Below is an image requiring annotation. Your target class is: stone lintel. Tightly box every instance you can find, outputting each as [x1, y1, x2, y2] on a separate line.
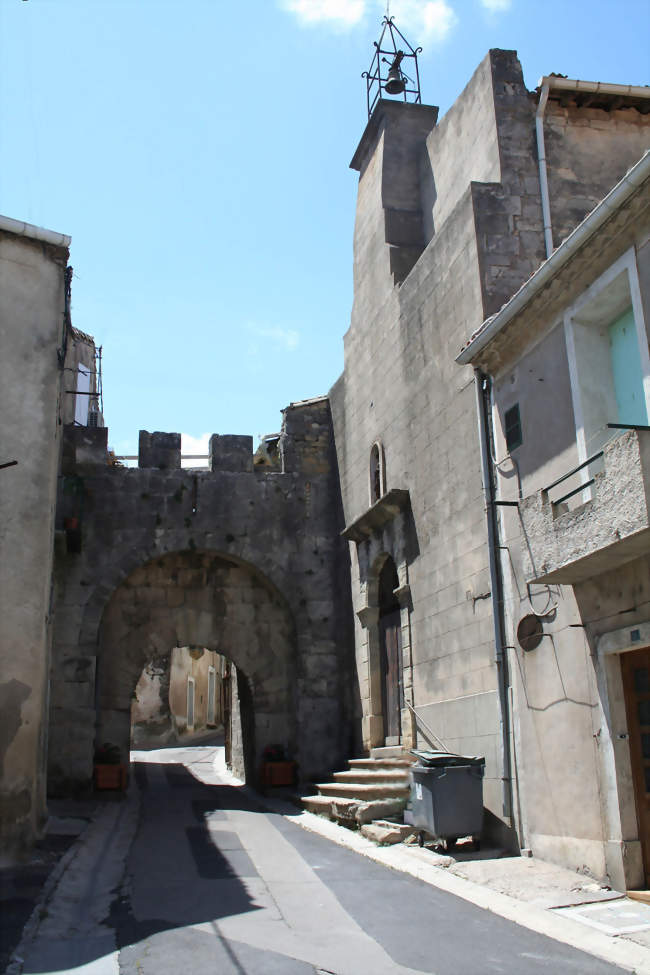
[342, 488, 410, 543]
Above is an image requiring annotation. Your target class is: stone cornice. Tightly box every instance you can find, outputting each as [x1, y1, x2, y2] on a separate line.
[341, 488, 410, 544]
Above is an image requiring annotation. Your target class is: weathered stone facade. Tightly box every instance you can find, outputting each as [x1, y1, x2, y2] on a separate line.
[329, 49, 650, 856]
[49, 398, 353, 794]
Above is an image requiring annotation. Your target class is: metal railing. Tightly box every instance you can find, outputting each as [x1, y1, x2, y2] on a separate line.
[542, 450, 603, 506]
[404, 700, 449, 752]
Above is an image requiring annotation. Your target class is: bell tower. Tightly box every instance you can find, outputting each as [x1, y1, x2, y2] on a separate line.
[350, 18, 437, 297]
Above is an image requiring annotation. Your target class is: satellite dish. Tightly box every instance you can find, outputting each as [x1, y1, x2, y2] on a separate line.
[517, 614, 544, 652]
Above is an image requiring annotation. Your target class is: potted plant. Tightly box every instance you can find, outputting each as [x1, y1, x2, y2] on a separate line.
[93, 742, 127, 791]
[260, 744, 297, 789]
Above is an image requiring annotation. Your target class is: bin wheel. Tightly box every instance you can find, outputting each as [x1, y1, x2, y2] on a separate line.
[445, 837, 457, 852]
[418, 831, 425, 848]
[473, 837, 481, 852]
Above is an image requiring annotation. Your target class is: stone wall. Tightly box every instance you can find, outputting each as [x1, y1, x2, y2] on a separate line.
[545, 100, 650, 248]
[0, 225, 69, 858]
[49, 397, 353, 793]
[330, 47, 650, 851]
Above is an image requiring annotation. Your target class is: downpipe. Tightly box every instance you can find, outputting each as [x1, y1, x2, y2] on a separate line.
[475, 370, 514, 824]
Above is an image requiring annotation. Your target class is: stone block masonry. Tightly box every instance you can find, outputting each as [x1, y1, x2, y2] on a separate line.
[50, 398, 353, 794]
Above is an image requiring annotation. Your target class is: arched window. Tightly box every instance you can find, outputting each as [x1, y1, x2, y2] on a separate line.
[369, 442, 386, 505]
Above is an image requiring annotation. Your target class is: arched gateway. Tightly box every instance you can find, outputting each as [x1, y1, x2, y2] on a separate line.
[48, 400, 353, 793]
[96, 550, 296, 777]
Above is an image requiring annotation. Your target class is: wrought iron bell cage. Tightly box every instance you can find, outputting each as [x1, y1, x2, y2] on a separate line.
[362, 17, 422, 118]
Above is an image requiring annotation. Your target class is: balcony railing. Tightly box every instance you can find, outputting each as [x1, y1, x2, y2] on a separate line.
[520, 428, 650, 584]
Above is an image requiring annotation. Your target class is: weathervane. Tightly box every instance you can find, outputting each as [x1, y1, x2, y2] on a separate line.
[362, 16, 422, 118]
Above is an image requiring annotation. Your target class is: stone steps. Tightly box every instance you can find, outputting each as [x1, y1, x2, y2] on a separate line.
[332, 769, 409, 784]
[301, 747, 414, 827]
[315, 781, 410, 800]
[348, 758, 413, 770]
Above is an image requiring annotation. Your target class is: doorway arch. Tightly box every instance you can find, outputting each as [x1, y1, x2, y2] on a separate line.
[95, 549, 296, 781]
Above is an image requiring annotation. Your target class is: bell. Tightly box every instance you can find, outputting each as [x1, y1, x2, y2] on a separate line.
[385, 67, 406, 95]
[385, 51, 406, 95]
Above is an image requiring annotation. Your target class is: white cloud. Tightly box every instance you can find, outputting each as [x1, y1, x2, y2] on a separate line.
[480, 0, 511, 11]
[280, 0, 366, 28]
[181, 433, 210, 468]
[388, 1, 457, 42]
[280, 0, 457, 42]
[247, 324, 300, 352]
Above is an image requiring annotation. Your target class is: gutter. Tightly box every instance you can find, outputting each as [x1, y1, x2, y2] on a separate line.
[456, 149, 650, 365]
[0, 214, 71, 249]
[537, 77, 650, 100]
[535, 81, 554, 259]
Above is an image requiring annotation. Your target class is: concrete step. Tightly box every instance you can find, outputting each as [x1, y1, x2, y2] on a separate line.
[348, 758, 414, 770]
[332, 769, 409, 785]
[360, 820, 419, 846]
[315, 782, 410, 801]
[301, 794, 354, 817]
[370, 746, 413, 760]
[300, 793, 408, 825]
[332, 769, 410, 785]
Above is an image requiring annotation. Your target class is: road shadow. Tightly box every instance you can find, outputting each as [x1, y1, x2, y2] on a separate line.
[20, 759, 271, 973]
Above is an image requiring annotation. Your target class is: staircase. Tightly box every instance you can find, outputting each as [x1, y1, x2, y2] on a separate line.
[302, 746, 415, 828]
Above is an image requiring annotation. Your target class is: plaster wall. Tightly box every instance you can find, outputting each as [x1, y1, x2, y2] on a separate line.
[486, 226, 650, 885]
[0, 229, 68, 858]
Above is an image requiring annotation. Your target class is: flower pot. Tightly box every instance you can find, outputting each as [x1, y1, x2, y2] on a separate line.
[94, 763, 127, 791]
[260, 760, 297, 788]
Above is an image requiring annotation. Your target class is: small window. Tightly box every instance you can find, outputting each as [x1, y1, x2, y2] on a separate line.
[369, 442, 386, 505]
[504, 404, 523, 451]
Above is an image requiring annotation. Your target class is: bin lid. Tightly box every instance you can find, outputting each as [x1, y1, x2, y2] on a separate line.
[410, 749, 485, 768]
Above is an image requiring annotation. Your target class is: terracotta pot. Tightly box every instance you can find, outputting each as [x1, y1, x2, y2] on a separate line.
[94, 763, 127, 791]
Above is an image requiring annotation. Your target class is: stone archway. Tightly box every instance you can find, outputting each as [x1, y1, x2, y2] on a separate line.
[96, 549, 296, 781]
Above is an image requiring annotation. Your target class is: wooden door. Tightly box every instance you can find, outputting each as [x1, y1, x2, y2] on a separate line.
[621, 647, 650, 887]
[380, 610, 402, 742]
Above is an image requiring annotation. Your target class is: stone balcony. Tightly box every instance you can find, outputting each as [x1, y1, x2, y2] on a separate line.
[520, 430, 650, 584]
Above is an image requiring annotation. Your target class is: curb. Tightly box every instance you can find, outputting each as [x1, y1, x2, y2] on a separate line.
[256, 792, 650, 975]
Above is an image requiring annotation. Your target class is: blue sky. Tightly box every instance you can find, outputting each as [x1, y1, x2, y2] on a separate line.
[1, 0, 648, 460]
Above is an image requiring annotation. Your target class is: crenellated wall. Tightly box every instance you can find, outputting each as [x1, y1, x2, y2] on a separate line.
[49, 397, 353, 794]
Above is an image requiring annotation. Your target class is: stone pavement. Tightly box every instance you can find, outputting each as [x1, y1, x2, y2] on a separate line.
[3, 746, 650, 974]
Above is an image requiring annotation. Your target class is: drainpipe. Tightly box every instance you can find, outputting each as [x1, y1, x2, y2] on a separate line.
[535, 80, 554, 259]
[475, 370, 514, 824]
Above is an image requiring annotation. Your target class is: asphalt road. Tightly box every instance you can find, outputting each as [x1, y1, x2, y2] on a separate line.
[15, 746, 630, 975]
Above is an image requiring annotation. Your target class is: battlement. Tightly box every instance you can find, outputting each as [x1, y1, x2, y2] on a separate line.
[62, 397, 333, 476]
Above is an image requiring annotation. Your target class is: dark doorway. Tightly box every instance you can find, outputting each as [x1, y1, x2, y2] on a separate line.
[378, 558, 401, 744]
[621, 647, 650, 887]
